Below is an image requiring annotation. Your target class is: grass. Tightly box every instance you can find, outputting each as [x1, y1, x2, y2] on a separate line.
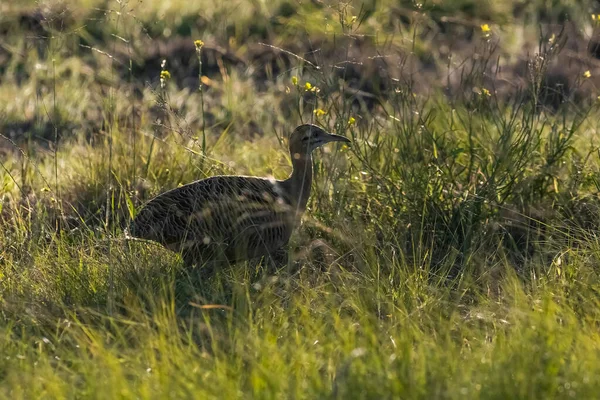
[2, 0, 600, 398]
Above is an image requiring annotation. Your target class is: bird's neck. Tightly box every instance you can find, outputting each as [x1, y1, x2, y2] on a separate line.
[284, 152, 313, 211]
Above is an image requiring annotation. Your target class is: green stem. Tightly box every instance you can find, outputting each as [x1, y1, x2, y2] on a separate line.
[197, 48, 206, 155]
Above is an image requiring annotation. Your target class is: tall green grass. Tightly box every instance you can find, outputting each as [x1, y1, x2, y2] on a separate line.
[2, 0, 600, 398]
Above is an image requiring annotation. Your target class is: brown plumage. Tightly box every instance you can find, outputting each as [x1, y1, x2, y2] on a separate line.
[129, 124, 350, 267]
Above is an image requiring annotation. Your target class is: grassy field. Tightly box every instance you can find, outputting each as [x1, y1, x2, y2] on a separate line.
[2, 0, 600, 398]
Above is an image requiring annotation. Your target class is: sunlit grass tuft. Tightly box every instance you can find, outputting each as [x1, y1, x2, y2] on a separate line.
[2, 0, 600, 398]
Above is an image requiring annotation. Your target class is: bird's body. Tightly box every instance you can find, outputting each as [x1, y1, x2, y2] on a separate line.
[130, 175, 298, 265]
[130, 124, 350, 268]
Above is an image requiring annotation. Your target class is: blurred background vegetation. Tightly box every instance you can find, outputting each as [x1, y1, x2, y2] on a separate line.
[2, 0, 600, 398]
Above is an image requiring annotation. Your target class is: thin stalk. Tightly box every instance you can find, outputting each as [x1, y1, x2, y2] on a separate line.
[196, 41, 206, 155]
[105, 2, 125, 315]
[52, 58, 58, 197]
[130, 59, 136, 196]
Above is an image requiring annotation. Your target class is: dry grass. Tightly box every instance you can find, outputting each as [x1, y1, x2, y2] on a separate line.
[2, 0, 600, 398]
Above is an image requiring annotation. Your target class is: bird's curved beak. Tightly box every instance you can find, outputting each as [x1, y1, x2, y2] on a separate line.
[325, 133, 351, 144]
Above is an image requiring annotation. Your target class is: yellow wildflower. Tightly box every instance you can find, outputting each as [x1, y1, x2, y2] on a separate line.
[194, 40, 204, 49]
[481, 24, 490, 33]
[301, 82, 319, 92]
[481, 88, 491, 97]
[314, 108, 327, 117]
[593, 14, 597, 21]
[549, 33, 556, 44]
[583, 70, 592, 79]
[160, 70, 171, 80]
[348, 116, 356, 125]
[291, 76, 298, 85]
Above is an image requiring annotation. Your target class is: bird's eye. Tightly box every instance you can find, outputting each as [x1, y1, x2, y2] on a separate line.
[302, 136, 311, 142]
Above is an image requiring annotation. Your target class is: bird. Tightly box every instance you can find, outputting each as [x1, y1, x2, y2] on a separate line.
[129, 124, 351, 270]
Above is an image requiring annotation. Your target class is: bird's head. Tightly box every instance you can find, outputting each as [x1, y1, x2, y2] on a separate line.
[288, 124, 351, 158]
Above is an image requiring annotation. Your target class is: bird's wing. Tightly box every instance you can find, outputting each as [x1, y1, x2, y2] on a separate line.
[130, 177, 294, 257]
